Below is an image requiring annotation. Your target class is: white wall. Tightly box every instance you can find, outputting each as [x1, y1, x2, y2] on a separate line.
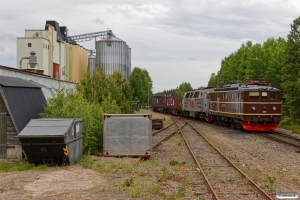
[0, 65, 77, 100]
[16, 38, 50, 74]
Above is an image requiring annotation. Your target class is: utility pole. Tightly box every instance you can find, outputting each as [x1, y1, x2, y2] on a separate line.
[148, 82, 152, 112]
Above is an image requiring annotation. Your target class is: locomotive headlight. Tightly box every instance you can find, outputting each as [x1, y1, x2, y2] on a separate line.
[273, 106, 276, 110]
[251, 106, 256, 111]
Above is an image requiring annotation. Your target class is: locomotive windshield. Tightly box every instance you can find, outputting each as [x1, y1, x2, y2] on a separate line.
[262, 92, 268, 100]
[249, 92, 259, 99]
[194, 91, 199, 98]
[270, 92, 279, 100]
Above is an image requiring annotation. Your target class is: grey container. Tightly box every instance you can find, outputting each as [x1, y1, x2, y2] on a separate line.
[103, 114, 152, 157]
[18, 118, 83, 165]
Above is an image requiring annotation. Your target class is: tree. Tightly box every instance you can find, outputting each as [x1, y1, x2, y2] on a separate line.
[176, 82, 193, 105]
[281, 16, 300, 121]
[128, 67, 152, 106]
[77, 68, 134, 114]
[207, 73, 216, 87]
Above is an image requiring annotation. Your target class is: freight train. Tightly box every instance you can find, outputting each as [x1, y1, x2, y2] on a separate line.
[150, 79, 281, 131]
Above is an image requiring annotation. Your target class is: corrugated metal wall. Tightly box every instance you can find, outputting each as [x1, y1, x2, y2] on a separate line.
[95, 37, 131, 80]
[71, 45, 88, 83]
[88, 55, 96, 75]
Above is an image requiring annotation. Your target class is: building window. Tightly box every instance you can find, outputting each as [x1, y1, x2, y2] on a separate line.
[28, 43, 32, 47]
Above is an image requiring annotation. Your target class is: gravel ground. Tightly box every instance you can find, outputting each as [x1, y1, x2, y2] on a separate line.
[0, 112, 299, 199]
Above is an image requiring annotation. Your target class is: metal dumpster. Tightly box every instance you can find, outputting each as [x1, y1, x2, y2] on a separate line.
[18, 118, 83, 165]
[103, 114, 152, 157]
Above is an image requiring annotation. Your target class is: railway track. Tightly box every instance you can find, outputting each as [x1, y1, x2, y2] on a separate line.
[152, 118, 179, 149]
[151, 117, 274, 199]
[180, 119, 274, 200]
[187, 116, 300, 150]
[259, 130, 300, 149]
[152, 118, 213, 199]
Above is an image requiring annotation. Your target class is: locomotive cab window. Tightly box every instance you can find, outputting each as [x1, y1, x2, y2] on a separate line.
[190, 92, 194, 98]
[262, 92, 268, 100]
[270, 92, 278, 100]
[185, 93, 190, 98]
[249, 92, 259, 99]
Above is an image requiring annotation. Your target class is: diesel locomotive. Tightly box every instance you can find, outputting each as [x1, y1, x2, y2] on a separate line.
[151, 79, 281, 131]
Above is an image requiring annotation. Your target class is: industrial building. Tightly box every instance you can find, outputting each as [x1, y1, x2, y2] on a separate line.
[16, 21, 88, 83]
[16, 20, 131, 81]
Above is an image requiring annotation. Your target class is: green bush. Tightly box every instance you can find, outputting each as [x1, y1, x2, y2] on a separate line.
[40, 88, 103, 154]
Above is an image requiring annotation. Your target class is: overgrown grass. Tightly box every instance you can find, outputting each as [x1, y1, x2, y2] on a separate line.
[280, 124, 300, 134]
[0, 160, 37, 172]
[79, 154, 94, 168]
[279, 117, 300, 134]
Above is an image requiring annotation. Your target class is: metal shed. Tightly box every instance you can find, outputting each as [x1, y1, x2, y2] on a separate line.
[18, 118, 83, 165]
[103, 114, 152, 157]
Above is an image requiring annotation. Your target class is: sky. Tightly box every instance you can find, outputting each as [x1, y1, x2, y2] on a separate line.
[0, 0, 300, 93]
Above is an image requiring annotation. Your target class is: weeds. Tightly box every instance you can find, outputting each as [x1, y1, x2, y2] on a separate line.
[161, 167, 169, 181]
[124, 177, 134, 187]
[161, 167, 175, 181]
[169, 159, 179, 166]
[176, 140, 182, 146]
[260, 174, 277, 193]
[79, 154, 93, 168]
[211, 147, 217, 154]
[233, 154, 239, 162]
[163, 185, 186, 200]
[176, 185, 186, 197]
[151, 183, 161, 194]
[185, 176, 192, 185]
[36, 164, 48, 170]
[130, 188, 141, 198]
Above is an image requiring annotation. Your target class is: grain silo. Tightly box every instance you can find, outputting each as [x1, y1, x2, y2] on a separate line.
[88, 54, 96, 75]
[95, 36, 131, 79]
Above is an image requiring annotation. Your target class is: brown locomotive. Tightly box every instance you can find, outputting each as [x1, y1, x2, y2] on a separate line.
[208, 79, 281, 131]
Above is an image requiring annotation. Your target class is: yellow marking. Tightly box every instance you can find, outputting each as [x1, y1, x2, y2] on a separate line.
[63, 146, 68, 156]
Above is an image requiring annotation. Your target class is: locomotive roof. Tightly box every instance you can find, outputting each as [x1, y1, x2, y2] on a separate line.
[184, 84, 280, 94]
[213, 84, 281, 92]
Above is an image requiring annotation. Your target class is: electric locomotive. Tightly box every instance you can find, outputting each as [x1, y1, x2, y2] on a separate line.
[182, 79, 281, 131]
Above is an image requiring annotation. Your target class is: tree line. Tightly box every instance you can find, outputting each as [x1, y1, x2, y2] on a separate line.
[40, 67, 152, 154]
[207, 16, 300, 125]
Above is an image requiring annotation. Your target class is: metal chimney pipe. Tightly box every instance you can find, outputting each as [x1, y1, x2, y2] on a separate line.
[19, 57, 29, 69]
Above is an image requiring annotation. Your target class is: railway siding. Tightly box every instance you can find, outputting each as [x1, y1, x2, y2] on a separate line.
[180, 120, 273, 200]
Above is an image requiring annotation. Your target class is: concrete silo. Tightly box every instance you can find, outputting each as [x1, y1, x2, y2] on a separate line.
[95, 36, 131, 79]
